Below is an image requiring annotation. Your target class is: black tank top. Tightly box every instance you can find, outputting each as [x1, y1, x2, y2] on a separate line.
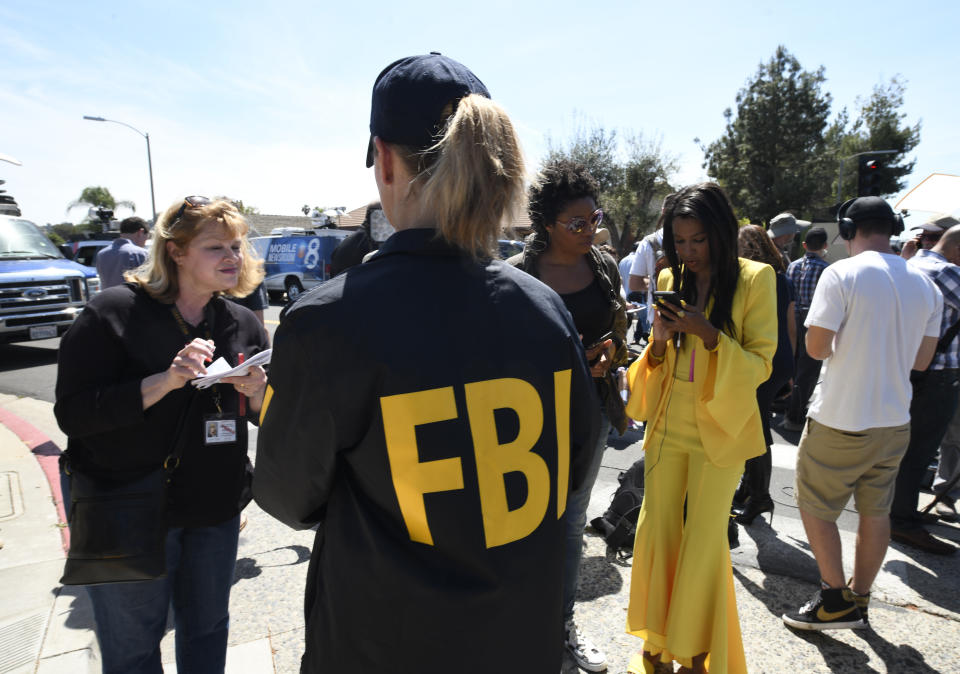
[559, 277, 612, 346]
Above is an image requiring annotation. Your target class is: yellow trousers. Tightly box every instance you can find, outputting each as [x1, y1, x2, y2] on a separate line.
[626, 379, 747, 674]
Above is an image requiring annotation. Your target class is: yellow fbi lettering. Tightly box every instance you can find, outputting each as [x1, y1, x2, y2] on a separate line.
[380, 370, 573, 548]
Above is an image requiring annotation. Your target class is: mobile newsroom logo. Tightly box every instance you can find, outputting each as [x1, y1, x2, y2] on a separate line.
[266, 240, 305, 264]
[23, 288, 48, 299]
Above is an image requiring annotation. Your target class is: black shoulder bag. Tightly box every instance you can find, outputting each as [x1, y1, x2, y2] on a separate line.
[60, 391, 196, 586]
[937, 318, 960, 355]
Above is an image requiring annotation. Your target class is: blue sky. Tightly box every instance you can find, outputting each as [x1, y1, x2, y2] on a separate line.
[1, 0, 956, 229]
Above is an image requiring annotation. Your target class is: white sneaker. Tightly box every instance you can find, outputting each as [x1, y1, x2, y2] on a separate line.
[564, 620, 607, 672]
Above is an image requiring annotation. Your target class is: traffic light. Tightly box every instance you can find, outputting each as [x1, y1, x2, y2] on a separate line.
[857, 156, 883, 196]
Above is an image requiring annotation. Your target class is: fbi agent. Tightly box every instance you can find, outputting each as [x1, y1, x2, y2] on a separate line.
[253, 53, 600, 674]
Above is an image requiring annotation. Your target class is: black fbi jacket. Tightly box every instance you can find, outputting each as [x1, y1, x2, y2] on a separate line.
[254, 228, 600, 674]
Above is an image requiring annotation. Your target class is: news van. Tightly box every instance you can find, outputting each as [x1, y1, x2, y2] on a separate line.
[250, 229, 350, 302]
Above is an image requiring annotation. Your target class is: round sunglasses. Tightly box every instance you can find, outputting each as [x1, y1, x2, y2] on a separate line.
[557, 208, 604, 234]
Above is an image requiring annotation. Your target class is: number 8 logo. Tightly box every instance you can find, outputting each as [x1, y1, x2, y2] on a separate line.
[303, 238, 320, 269]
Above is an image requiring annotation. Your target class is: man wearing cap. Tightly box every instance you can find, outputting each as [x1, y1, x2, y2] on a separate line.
[782, 227, 830, 432]
[900, 214, 957, 260]
[783, 196, 942, 631]
[768, 212, 806, 268]
[889, 224, 960, 554]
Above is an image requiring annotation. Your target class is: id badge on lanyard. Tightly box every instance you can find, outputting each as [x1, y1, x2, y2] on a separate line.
[203, 386, 238, 446]
[170, 304, 238, 447]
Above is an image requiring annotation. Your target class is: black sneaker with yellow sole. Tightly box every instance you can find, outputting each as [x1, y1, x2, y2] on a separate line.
[782, 587, 866, 631]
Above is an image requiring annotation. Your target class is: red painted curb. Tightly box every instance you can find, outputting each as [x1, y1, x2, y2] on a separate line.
[0, 406, 69, 554]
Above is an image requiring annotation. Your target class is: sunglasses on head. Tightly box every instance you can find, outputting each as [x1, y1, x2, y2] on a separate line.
[172, 195, 212, 223]
[558, 208, 604, 234]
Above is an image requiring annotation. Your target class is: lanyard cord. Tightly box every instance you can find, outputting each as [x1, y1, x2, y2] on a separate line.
[169, 305, 212, 342]
[169, 304, 222, 413]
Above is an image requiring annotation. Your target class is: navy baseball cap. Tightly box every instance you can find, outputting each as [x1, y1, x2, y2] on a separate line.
[365, 52, 490, 167]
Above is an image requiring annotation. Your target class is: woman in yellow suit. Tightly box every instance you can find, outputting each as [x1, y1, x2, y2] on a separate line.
[625, 182, 777, 674]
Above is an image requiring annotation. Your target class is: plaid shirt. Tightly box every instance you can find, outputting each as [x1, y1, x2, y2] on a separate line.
[786, 252, 829, 312]
[908, 249, 960, 370]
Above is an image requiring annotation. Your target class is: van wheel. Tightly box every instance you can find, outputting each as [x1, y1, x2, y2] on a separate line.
[285, 278, 304, 302]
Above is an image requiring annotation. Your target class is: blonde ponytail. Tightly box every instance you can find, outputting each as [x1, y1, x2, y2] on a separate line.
[402, 95, 526, 258]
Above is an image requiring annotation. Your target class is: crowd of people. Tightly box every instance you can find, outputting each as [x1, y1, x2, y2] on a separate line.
[51, 52, 958, 674]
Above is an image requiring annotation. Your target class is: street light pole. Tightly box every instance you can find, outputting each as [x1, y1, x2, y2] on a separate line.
[83, 115, 157, 223]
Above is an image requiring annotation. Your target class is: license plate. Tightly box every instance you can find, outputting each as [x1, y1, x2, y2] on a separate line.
[29, 325, 58, 340]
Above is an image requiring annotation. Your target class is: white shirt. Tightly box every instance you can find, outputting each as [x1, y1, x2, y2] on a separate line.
[618, 253, 635, 297]
[806, 251, 942, 432]
[629, 229, 662, 323]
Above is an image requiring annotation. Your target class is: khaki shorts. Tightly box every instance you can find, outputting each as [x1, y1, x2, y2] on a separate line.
[795, 418, 910, 520]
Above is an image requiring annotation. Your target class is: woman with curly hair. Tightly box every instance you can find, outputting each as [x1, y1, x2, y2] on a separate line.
[732, 225, 796, 526]
[509, 158, 628, 672]
[624, 183, 777, 674]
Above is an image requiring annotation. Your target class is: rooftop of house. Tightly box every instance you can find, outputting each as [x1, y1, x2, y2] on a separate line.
[245, 204, 531, 239]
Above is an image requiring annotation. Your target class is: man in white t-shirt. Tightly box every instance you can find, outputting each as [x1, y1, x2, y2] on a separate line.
[627, 230, 659, 340]
[783, 197, 942, 633]
[619, 244, 636, 298]
[628, 195, 676, 344]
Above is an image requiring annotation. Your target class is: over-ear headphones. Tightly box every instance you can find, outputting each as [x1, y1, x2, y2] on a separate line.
[837, 197, 906, 240]
[837, 198, 857, 241]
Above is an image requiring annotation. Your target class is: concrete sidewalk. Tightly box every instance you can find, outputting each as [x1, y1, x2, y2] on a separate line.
[1, 391, 959, 673]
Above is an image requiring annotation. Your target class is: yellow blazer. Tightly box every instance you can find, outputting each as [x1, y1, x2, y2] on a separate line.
[625, 258, 777, 467]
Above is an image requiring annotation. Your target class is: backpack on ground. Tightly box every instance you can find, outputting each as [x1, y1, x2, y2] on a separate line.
[590, 457, 644, 559]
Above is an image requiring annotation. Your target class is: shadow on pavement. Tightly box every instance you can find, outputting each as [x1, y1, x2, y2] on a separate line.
[0, 342, 58, 371]
[850, 628, 940, 674]
[53, 585, 95, 631]
[576, 548, 624, 602]
[739, 516, 820, 583]
[733, 566, 805, 623]
[882, 558, 960, 615]
[606, 427, 644, 451]
[233, 544, 311, 585]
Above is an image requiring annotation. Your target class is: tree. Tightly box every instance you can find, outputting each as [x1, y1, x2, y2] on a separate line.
[608, 134, 679, 243]
[66, 186, 135, 221]
[544, 122, 678, 253]
[701, 46, 833, 224]
[233, 200, 259, 215]
[831, 77, 921, 202]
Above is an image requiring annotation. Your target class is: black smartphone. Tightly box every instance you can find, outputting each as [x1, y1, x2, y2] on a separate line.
[653, 290, 682, 310]
[585, 331, 614, 365]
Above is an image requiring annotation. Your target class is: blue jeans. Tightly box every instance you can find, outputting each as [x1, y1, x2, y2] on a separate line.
[61, 470, 239, 674]
[563, 410, 610, 622]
